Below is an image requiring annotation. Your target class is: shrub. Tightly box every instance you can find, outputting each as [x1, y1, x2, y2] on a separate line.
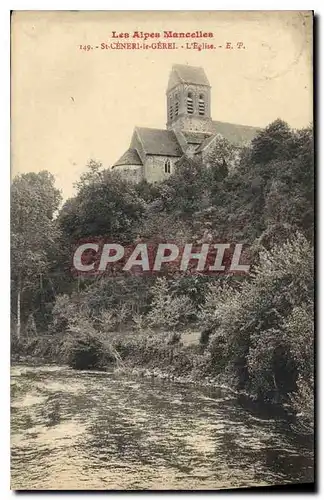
[283, 305, 314, 431]
[64, 335, 115, 370]
[200, 233, 314, 412]
[60, 317, 120, 370]
[147, 277, 196, 330]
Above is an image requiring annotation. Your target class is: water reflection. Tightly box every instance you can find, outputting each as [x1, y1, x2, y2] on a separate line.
[11, 365, 314, 490]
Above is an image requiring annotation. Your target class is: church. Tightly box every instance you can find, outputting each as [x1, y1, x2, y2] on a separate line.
[112, 64, 259, 183]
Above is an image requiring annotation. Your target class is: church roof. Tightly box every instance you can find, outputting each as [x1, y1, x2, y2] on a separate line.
[211, 120, 260, 145]
[112, 148, 143, 168]
[181, 131, 212, 145]
[167, 64, 210, 91]
[195, 134, 216, 153]
[135, 127, 183, 157]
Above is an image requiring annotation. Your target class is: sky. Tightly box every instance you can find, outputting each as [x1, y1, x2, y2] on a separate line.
[11, 10, 313, 200]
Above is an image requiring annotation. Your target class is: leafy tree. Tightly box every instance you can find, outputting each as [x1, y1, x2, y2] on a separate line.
[161, 156, 210, 218]
[58, 160, 146, 243]
[206, 121, 314, 245]
[11, 171, 62, 337]
[146, 277, 195, 330]
[202, 134, 238, 179]
[134, 179, 161, 203]
[282, 304, 314, 431]
[201, 233, 313, 410]
[250, 119, 293, 165]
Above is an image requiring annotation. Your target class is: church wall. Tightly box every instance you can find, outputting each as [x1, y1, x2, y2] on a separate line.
[144, 155, 177, 183]
[170, 115, 214, 134]
[114, 164, 144, 183]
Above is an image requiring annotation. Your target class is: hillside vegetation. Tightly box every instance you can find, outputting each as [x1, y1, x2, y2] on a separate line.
[11, 120, 314, 431]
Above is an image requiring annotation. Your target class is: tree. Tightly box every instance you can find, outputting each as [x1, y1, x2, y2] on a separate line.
[11, 171, 62, 338]
[58, 160, 146, 243]
[161, 156, 210, 218]
[200, 232, 313, 412]
[250, 119, 293, 165]
[262, 126, 314, 242]
[202, 133, 237, 177]
[146, 277, 195, 330]
[206, 121, 314, 245]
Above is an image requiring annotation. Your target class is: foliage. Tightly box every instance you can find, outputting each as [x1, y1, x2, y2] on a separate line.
[169, 275, 213, 306]
[159, 157, 211, 219]
[11, 171, 62, 281]
[51, 298, 124, 370]
[62, 324, 117, 371]
[146, 277, 196, 330]
[12, 120, 314, 430]
[283, 305, 314, 432]
[208, 120, 313, 244]
[11, 171, 62, 332]
[202, 133, 237, 175]
[58, 160, 146, 242]
[250, 119, 293, 164]
[199, 233, 313, 416]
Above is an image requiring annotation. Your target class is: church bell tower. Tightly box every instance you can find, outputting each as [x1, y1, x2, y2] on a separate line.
[166, 64, 212, 134]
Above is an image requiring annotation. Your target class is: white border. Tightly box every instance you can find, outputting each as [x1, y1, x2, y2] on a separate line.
[2, 2, 321, 498]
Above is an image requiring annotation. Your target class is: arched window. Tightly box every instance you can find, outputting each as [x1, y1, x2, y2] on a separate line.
[187, 92, 194, 114]
[164, 159, 171, 174]
[198, 94, 205, 115]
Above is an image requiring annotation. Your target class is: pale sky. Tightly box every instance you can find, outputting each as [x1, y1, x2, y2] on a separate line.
[11, 11, 313, 200]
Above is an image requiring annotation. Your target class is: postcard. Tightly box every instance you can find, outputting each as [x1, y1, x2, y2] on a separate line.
[11, 10, 314, 491]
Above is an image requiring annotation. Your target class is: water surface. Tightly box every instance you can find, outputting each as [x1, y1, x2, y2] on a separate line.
[11, 365, 314, 490]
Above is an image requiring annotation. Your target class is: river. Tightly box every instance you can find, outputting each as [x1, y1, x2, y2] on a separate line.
[11, 364, 314, 490]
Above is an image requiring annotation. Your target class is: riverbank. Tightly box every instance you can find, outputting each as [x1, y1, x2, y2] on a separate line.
[12, 330, 313, 434]
[10, 330, 253, 400]
[11, 331, 230, 386]
[10, 333, 294, 420]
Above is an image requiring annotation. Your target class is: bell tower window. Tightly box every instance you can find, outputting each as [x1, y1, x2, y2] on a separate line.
[198, 94, 205, 115]
[174, 94, 179, 117]
[187, 92, 194, 114]
[164, 159, 171, 174]
[168, 96, 174, 122]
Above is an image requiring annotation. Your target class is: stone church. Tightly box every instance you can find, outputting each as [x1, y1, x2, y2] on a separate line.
[112, 64, 259, 183]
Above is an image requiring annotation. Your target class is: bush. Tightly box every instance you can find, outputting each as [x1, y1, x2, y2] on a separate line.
[200, 233, 314, 412]
[11, 334, 63, 361]
[290, 374, 314, 433]
[147, 277, 196, 330]
[64, 335, 115, 370]
[58, 316, 120, 370]
[283, 305, 314, 431]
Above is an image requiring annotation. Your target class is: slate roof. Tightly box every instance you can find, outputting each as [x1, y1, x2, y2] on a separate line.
[135, 127, 183, 157]
[112, 148, 143, 168]
[211, 120, 260, 145]
[167, 64, 210, 91]
[195, 134, 216, 153]
[112, 121, 260, 170]
[181, 131, 212, 145]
